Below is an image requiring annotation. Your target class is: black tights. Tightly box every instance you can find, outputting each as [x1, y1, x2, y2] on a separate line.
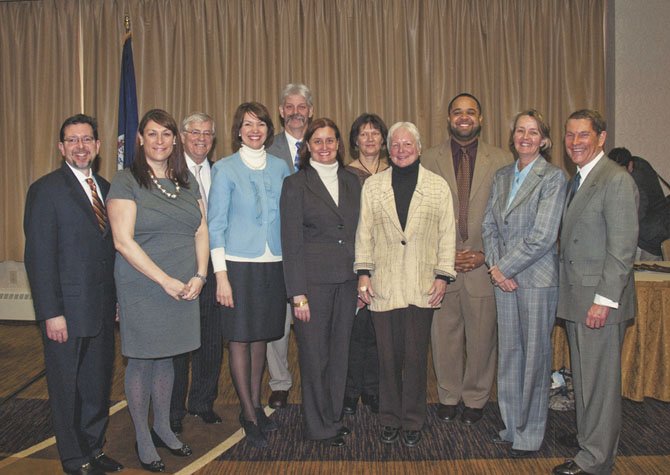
[228, 340, 267, 423]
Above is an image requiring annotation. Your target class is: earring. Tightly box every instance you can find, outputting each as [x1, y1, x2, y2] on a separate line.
[140, 140, 144, 146]
[173, 140, 176, 145]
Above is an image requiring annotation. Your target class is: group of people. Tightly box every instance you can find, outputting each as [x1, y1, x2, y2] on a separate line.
[24, 84, 639, 475]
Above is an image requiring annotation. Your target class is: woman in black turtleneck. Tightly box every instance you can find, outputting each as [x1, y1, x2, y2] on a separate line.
[355, 122, 457, 447]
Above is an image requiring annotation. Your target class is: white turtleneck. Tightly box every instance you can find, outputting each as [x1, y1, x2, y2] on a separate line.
[310, 159, 339, 205]
[239, 144, 267, 170]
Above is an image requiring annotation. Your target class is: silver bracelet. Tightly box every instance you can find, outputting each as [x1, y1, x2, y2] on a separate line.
[194, 273, 207, 284]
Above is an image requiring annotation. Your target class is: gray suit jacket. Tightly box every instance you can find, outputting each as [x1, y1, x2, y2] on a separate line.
[268, 132, 295, 173]
[557, 155, 639, 324]
[482, 157, 567, 288]
[422, 140, 513, 297]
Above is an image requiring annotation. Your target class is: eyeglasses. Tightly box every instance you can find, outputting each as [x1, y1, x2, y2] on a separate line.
[184, 129, 215, 139]
[62, 136, 96, 145]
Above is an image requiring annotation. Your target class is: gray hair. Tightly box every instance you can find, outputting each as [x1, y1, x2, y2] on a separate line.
[279, 83, 313, 108]
[181, 112, 216, 133]
[387, 121, 422, 153]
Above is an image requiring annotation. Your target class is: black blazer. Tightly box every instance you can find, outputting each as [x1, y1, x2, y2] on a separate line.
[24, 162, 116, 337]
[280, 165, 361, 297]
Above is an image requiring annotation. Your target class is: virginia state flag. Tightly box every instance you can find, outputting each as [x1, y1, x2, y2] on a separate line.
[117, 35, 138, 169]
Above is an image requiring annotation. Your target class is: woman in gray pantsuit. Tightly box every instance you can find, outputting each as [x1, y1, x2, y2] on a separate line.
[481, 110, 566, 457]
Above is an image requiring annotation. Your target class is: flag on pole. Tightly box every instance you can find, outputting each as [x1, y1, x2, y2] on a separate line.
[117, 34, 138, 170]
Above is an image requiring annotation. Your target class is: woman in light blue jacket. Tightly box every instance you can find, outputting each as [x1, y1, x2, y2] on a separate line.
[208, 102, 290, 448]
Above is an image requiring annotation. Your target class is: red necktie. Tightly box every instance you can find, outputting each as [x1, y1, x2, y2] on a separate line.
[86, 178, 107, 232]
[456, 148, 471, 241]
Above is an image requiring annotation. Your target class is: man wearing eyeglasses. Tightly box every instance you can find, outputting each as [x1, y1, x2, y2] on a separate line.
[264, 83, 315, 409]
[170, 112, 221, 433]
[24, 114, 122, 474]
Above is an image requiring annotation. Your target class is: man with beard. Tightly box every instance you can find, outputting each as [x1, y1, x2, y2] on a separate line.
[170, 112, 220, 433]
[266, 83, 314, 408]
[24, 114, 122, 474]
[422, 93, 512, 425]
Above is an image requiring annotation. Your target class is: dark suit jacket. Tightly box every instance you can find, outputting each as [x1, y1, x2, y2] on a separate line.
[628, 156, 667, 255]
[268, 132, 295, 173]
[558, 156, 638, 324]
[280, 166, 361, 297]
[24, 162, 116, 337]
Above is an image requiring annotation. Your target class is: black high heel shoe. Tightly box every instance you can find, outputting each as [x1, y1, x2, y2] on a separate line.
[150, 428, 193, 457]
[134, 443, 165, 472]
[239, 412, 269, 448]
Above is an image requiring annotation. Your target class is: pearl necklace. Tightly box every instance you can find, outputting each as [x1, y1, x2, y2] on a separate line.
[149, 172, 180, 199]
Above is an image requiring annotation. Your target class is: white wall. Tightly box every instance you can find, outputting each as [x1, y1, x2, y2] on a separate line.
[614, 0, 670, 184]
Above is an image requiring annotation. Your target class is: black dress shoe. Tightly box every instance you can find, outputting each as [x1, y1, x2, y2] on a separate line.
[170, 418, 183, 435]
[322, 435, 345, 447]
[135, 443, 165, 473]
[509, 448, 536, 458]
[64, 462, 105, 475]
[268, 390, 289, 409]
[338, 426, 351, 436]
[150, 429, 193, 457]
[240, 415, 269, 448]
[461, 406, 483, 425]
[342, 396, 358, 415]
[255, 407, 279, 432]
[188, 409, 222, 424]
[361, 393, 379, 413]
[491, 435, 512, 445]
[436, 403, 458, 421]
[380, 426, 400, 444]
[402, 429, 422, 447]
[92, 452, 124, 472]
[552, 460, 592, 475]
[558, 432, 580, 449]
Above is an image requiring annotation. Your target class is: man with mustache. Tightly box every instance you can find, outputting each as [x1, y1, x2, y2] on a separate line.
[422, 93, 512, 426]
[266, 83, 314, 408]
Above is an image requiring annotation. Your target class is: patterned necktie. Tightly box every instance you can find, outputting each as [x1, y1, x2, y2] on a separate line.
[194, 164, 207, 213]
[567, 171, 581, 207]
[85, 178, 107, 232]
[456, 147, 472, 241]
[294, 141, 302, 172]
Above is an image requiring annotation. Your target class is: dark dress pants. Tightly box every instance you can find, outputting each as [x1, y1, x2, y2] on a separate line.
[41, 317, 114, 472]
[344, 305, 379, 398]
[171, 267, 221, 420]
[293, 280, 357, 440]
[372, 305, 433, 430]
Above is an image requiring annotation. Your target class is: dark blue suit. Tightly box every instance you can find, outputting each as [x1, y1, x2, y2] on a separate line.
[24, 162, 116, 472]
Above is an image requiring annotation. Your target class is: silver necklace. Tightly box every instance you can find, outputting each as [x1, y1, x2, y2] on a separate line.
[149, 172, 180, 199]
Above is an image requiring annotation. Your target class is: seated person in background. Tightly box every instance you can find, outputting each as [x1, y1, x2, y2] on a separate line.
[609, 147, 668, 260]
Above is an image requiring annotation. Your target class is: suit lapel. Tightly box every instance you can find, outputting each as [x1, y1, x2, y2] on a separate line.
[562, 157, 607, 234]
[378, 170, 404, 234]
[505, 158, 545, 217]
[470, 142, 495, 203]
[304, 166, 342, 218]
[405, 166, 425, 230]
[60, 163, 102, 232]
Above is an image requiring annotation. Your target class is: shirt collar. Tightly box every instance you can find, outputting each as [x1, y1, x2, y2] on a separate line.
[576, 151, 605, 182]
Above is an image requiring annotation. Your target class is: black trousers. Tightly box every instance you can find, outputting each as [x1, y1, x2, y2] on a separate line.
[372, 305, 433, 430]
[344, 305, 379, 398]
[42, 317, 114, 471]
[293, 280, 357, 440]
[171, 265, 222, 419]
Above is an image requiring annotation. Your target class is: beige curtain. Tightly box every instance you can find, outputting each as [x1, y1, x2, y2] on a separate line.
[1, 0, 606, 262]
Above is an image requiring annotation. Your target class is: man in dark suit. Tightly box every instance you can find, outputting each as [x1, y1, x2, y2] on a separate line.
[24, 114, 122, 475]
[170, 112, 221, 433]
[553, 110, 638, 475]
[265, 83, 314, 409]
[422, 93, 512, 425]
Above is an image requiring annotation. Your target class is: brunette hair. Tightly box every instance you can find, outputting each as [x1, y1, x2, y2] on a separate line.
[297, 118, 346, 170]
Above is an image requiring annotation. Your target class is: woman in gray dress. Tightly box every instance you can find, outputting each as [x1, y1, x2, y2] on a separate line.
[108, 109, 209, 472]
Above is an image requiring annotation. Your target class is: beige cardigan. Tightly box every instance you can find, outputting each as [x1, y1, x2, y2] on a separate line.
[354, 165, 457, 312]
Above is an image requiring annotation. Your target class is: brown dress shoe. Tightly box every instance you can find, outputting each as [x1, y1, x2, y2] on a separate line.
[552, 460, 593, 475]
[461, 406, 483, 425]
[436, 403, 458, 421]
[268, 390, 289, 409]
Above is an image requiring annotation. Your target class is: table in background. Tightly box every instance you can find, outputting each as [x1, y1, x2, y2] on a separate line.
[552, 262, 670, 402]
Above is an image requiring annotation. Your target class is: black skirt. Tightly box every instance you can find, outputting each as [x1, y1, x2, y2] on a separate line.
[220, 260, 287, 342]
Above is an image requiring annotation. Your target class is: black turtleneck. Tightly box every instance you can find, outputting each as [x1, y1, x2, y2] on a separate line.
[392, 158, 420, 230]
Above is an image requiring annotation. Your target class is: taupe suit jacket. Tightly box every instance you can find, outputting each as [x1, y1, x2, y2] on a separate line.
[557, 156, 638, 324]
[422, 140, 512, 297]
[354, 165, 456, 312]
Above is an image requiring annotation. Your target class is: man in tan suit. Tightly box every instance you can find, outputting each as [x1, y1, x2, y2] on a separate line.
[422, 93, 512, 424]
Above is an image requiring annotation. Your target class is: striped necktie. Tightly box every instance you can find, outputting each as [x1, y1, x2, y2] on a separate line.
[456, 147, 472, 241]
[294, 141, 302, 171]
[85, 178, 107, 232]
